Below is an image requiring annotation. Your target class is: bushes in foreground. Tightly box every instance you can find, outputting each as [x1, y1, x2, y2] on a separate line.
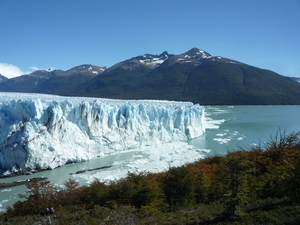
[1, 131, 300, 224]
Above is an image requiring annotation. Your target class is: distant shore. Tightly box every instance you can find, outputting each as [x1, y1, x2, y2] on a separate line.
[0, 168, 47, 179]
[0, 177, 48, 190]
[0, 165, 112, 190]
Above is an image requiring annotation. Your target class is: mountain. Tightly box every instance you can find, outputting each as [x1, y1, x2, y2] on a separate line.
[0, 74, 8, 83]
[0, 69, 62, 92]
[0, 48, 300, 105]
[0, 64, 105, 94]
[71, 48, 300, 105]
[31, 64, 106, 95]
[289, 77, 300, 83]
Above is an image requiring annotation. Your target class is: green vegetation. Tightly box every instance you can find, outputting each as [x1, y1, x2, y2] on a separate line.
[1, 57, 300, 105]
[71, 60, 300, 105]
[33, 72, 97, 95]
[2, 131, 300, 224]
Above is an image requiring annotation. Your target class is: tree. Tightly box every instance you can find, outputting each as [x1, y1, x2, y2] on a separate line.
[161, 166, 195, 210]
[218, 151, 250, 218]
[59, 178, 80, 206]
[258, 131, 300, 199]
[17, 179, 57, 214]
[194, 171, 210, 203]
[109, 172, 159, 208]
[91, 179, 109, 205]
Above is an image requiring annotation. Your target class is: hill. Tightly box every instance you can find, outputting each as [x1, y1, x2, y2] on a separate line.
[290, 77, 300, 83]
[1, 48, 300, 105]
[72, 48, 300, 105]
[0, 65, 105, 95]
[0, 74, 8, 83]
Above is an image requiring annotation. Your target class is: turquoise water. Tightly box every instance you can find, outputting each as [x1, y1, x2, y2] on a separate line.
[1, 105, 300, 211]
[189, 105, 300, 155]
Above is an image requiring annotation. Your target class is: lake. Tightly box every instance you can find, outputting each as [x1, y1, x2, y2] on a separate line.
[1, 105, 300, 211]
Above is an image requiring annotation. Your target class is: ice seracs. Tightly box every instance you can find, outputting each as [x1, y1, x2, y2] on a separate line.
[0, 93, 205, 172]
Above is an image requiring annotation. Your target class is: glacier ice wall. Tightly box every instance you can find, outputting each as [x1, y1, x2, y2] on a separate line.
[0, 93, 205, 171]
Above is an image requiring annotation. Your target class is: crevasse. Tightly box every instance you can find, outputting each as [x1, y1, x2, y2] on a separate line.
[0, 93, 205, 171]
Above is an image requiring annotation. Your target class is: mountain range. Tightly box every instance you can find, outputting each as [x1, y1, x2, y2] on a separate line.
[1, 47, 300, 105]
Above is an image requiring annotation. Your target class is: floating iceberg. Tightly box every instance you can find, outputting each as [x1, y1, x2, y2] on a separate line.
[0, 92, 205, 171]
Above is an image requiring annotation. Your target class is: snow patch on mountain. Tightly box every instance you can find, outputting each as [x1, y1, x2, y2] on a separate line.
[174, 48, 211, 64]
[72, 64, 106, 74]
[139, 57, 166, 66]
[138, 51, 169, 68]
[0, 93, 205, 172]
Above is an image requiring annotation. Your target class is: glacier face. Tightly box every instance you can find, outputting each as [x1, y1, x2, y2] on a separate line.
[0, 92, 205, 171]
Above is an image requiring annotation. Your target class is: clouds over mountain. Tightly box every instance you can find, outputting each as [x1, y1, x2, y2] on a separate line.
[0, 63, 55, 79]
[0, 63, 25, 78]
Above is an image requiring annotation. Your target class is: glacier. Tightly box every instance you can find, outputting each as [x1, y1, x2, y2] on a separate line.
[0, 92, 205, 172]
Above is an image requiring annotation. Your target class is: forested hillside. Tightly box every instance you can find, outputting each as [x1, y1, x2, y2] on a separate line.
[1, 131, 300, 224]
[1, 48, 300, 105]
[71, 50, 300, 105]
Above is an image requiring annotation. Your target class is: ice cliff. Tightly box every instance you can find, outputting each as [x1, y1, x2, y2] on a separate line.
[0, 93, 205, 171]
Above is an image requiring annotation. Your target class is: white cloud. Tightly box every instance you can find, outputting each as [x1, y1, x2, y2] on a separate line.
[30, 66, 55, 72]
[30, 66, 39, 71]
[0, 63, 26, 78]
[0, 64, 55, 79]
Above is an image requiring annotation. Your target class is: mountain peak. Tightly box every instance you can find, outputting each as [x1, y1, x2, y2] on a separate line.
[187, 47, 201, 52]
[67, 64, 106, 75]
[165, 47, 212, 66]
[112, 51, 171, 70]
[184, 47, 211, 58]
[138, 51, 170, 67]
[159, 51, 169, 57]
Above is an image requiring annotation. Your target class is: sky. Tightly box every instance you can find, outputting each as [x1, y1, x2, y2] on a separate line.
[0, 0, 300, 78]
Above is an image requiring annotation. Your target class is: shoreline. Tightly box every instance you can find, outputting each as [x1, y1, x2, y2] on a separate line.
[0, 165, 113, 190]
[0, 177, 48, 190]
[0, 168, 49, 179]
